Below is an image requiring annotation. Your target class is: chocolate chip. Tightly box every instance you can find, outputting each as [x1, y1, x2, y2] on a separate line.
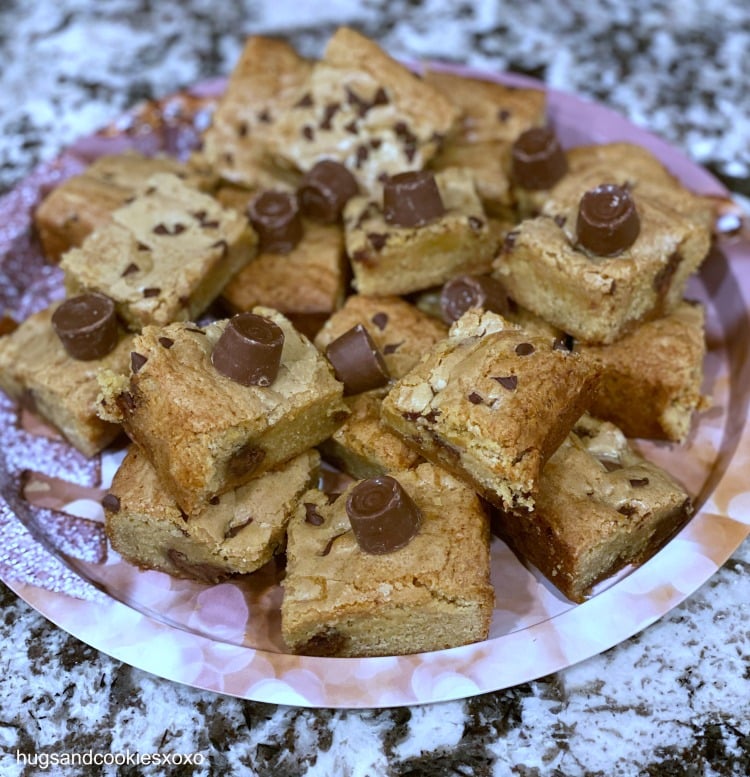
[51, 293, 119, 361]
[247, 190, 303, 254]
[515, 342, 535, 356]
[209, 496, 221, 505]
[468, 391, 484, 404]
[554, 214, 567, 228]
[344, 120, 358, 134]
[383, 341, 403, 355]
[211, 313, 285, 387]
[617, 504, 638, 516]
[383, 170, 445, 228]
[653, 252, 682, 296]
[440, 274, 510, 324]
[371, 312, 389, 331]
[165, 549, 228, 584]
[423, 408, 441, 423]
[136, 241, 151, 251]
[325, 324, 390, 396]
[153, 223, 186, 236]
[320, 531, 349, 557]
[492, 375, 518, 391]
[372, 87, 389, 106]
[302, 125, 315, 141]
[367, 233, 388, 251]
[130, 352, 147, 373]
[320, 102, 340, 130]
[504, 230, 519, 251]
[295, 92, 313, 108]
[116, 391, 137, 416]
[224, 516, 253, 539]
[237, 121, 248, 137]
[121, 263, 140, 276]
[101, 493, 120, 513]
[304, 502, 325, 526]
[227, 442, 266, 478]
[629, 477, 650, 487]
[601, 459, 623, 472]
[211, 239, 229, 257]
[553, 335, 575, 351]
[158, 337, 174, 349]
[143, 288, 161, 298]
[345, 475, 422, 554]
[355, 145, 369, 168]
[498, 108, 511, 122]
[257, 108, 272, 123]
[298, 160, 359, 224]
[511, 127, 568, 190]
[576, 184, 640, 256]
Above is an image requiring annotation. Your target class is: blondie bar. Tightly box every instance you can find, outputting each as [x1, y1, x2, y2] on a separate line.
[104, 446, 319, 583]
[281, 463, 494, 656]
[60, 172, 257, 330]
[381, 310, 600, 510]
[491, 414, 693, 602]
[0, 300, 132, 456]
[97, 308, 347, 515]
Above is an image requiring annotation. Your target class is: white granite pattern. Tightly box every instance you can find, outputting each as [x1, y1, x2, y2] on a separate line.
[1, 1, 749, 775]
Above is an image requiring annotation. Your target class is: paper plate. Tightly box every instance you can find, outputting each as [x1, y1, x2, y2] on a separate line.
[1, 65, 748, 709]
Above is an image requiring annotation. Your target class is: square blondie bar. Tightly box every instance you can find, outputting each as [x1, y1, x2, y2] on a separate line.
[281, 463, 494, 656]
[97, 307, 347, 515]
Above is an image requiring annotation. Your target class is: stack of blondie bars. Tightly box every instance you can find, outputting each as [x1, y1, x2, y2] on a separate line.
[0, 27, 715, 657]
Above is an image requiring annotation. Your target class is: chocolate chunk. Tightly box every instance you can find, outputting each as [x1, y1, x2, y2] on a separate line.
[346, 475, 421, 554]
[383, 170, 445, 228]
[492, 375, 518, 391]
[227, 442, 266, 478]
[130, 352, 147, 373]
[511, 127, 568, 190]
[468, 391, 484, 404]
[101, 493, 120, 513]
[158, 336, 174, 349]
[247, 190, 303, 254]
[298, 160, 359, 223]
[51, 292, 119, 361]
[166, 549, 228, 584]
[371, 312, 389, 331]
[304, 502, 325, 526]
[440, 274, 511, 324]
[325, 324, 390, 396]
[576, 184, 641, 256]
[211, 313, 285, 387]
[515, 342, 535, 356]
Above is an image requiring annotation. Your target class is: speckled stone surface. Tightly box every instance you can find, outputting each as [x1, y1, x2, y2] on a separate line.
[1, 1, 749, 775]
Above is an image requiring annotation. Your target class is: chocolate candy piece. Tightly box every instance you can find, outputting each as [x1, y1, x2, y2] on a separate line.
[576, 184, 641, 256]
[298, 159, 359, 223]
[511, 127, 568, 190]
[345, 475, 422, 554]
[325, 324, 390, 396]
[211, 313, 285, 387]
[440, 274, 511, 324]
[383, 170, 445, 228]
[51, 292, 119, 361]
[247, 190, 303, 254]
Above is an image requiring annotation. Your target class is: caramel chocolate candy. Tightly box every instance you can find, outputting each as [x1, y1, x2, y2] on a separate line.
[247, 190, 303, 254]
[511, 127, 568, 190]
[325, 323, 390, 396]
[440, 274, 511, 324]
[298, 160, 359, 223]
[576, 184, 641, 256]
[345, 475, 422, 554]
[51, 292, 119, 361]
[383, 170, 445, 228]
[211, 313, 285, 387]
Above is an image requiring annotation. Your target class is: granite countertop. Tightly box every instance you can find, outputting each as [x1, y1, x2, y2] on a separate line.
[1, 1, 749, 775]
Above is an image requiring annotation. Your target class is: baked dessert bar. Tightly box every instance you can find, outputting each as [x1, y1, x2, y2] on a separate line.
[60, 172, 257, 330]
[218, 186, 348, 337]
[281, 463, 494, 656]
[424, 69, 546, 218]
[267, 26, 459, 194]
[576, 300, 708, 441]
[97, 307, 347, 515]
[313, 293, 448, 381]
[197, 35, 313, 191]
[0, 299, 132, 456]
[344, 167, 497, 296]
[33, 151, 217, 262]
[381, 309, 600, 511]
[104, 446, 319, 583]
[491, 414, 693, 602]
[494, 182, 711, 344]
